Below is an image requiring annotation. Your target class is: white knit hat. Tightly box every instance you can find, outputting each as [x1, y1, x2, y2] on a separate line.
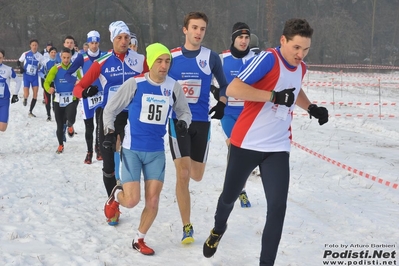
[87, 30, 100, 43]
[109, 21, 130, 42]
[130, 32, 138, 46]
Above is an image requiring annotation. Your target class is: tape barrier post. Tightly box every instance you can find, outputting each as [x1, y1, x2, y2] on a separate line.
[378, 79, 381, 120]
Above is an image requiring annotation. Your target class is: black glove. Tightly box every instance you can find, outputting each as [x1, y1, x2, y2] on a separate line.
[19, 66, 25, 74]
[11, 95, 19, 104]
[271, 88, 295, 107]
[102, 133, 116, 152]
[208, 101, 226, 119]
[308, 104, 329, 125]
[210, 85, 219, 101]
[175, 120, 187, 137]
[82, 85, 99, 98]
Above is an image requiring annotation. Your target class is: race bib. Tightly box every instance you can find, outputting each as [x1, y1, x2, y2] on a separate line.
[228, 96, 244, 107]
[87, 91, 103, 109]
[274, 105, 289, 121]
[56, 92, 73, 107]
[0, 82, 5, 98]
[139, 94, 169, 125]
[178, 79, 201, 104]
[26, 64, 37, 76]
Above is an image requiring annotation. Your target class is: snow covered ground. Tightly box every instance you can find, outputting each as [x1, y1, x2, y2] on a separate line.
[0, 70, 398, 266]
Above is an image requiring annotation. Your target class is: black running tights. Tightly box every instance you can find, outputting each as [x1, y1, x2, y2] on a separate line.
[213, 145, 290, 266]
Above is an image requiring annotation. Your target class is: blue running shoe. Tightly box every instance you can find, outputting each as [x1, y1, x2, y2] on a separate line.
[181, 223, 194, 244]
[239, 191, 251, 208]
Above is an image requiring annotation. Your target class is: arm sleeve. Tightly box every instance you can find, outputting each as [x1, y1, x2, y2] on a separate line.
[38, 59, 47, 79]
[65, 54, 83, 84]
[18, 53, 25, 64]
[39, 54, 46, 67]
[210, 51, 228, 98]
[11, 69, 22, 95]
[172, 81, 192, 127]
[237, 51, 275, 85]
[73, 61, 101, 98]
[103, 78, 137, 131]
[44, 66, 57, 92]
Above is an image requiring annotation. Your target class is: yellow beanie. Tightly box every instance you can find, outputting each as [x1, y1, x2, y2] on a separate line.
[146, 43, 171, 69]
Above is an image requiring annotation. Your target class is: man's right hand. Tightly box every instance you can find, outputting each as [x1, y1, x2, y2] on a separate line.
[82, 85, 99, 98]
[11, 95, 19, 104]
[175, 120, 188, 137]
[102, 133, 116, 152]
[271, 88, 296, 107]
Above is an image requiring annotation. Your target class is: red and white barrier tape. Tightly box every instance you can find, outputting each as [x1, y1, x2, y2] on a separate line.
[302, 81, 399, 88]
[291, 141, 398, 189]
[312, 101, 396, 106]
[307, 70, 399, 80]
[293, 113, 396, 118]
[308, 64, 399, 70]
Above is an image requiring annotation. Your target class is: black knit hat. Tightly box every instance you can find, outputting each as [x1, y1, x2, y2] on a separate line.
[231, 22, 251, 42]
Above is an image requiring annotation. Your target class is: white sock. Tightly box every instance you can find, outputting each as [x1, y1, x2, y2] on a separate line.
[134, 230, 146, 243]
[114, 189, 122, 202]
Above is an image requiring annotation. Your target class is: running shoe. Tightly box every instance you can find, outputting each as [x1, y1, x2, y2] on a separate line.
[104, 185, 122, 226]
[28, 112, 36, 118]
[181, 223, 194, 244]
[132, 238, 155, 255]
[84, 152, 93, 164]
[203, 227, 227, 258]
[56, 145, 64, 154]
[67, 126, 75, 138]
[239, 191, 251, 208]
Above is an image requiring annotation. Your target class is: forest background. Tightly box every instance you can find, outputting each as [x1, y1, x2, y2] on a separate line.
[0, 0, 398, 66]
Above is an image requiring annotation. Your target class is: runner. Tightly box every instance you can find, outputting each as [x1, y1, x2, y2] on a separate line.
[65, 30, 106, 164]
[167, 11, 228, 244]
[17, 39, 46, 117]
[39, 47, 57, 121]
[103, 43, 191, 255]
[203, 18, 329, 266]
[0, 49, 22, 132]
[73, 21, 148, 225]
[44, 48, 79, 154]
[219, 22, 256, 208]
